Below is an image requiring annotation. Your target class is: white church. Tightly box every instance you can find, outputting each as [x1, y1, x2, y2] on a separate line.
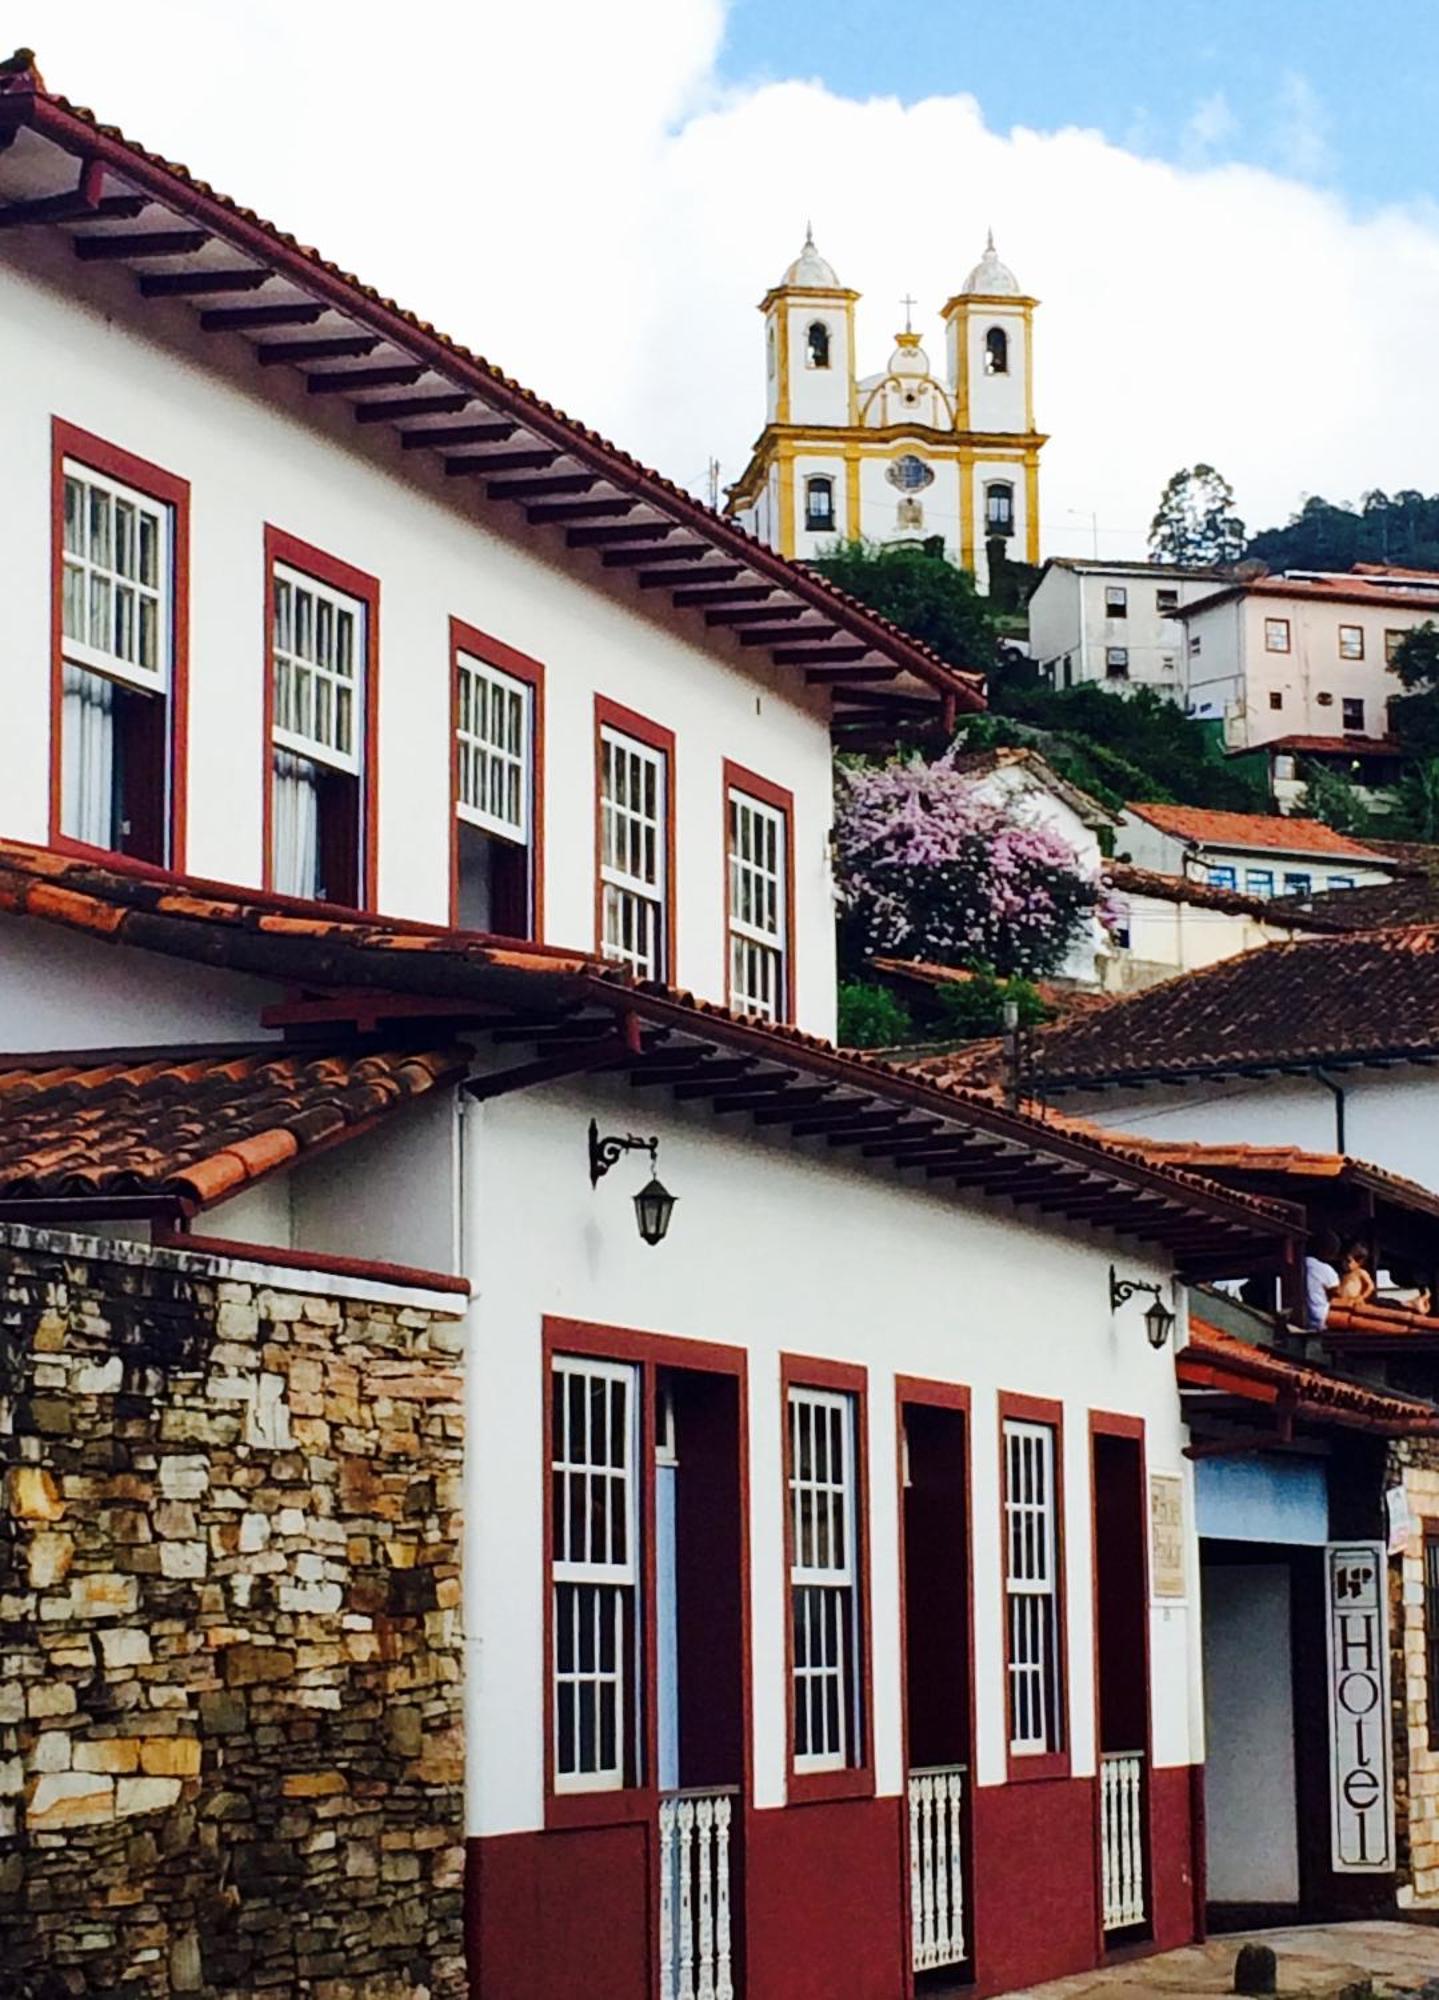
[725, 230, 1046, 589]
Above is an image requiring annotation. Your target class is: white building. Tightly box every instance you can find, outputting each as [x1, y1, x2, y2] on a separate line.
[1027, 559, 1231, 695]
[1177, 566, 1439, 756]
[725, 231, 1046, 589]
[0, 55, 1308, 2000]
[1117, 803, 1393, 900]
[1104, 863, 1322, 991]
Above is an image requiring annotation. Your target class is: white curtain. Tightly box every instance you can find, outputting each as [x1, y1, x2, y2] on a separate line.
[271, 749, 320, 898]
[61, 663, 115, 848]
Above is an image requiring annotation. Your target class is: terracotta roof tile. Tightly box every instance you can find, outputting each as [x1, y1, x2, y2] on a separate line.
[1122, 804, 1386, 862]
[0, 1044, 466, 1210]
[1106, 862, 1324, 929]
[1182, 1317, 1439, 1431]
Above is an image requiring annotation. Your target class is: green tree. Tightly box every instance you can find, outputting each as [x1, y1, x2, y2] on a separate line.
[811, 537, 999, 673]
[1390, 759, 1439, 842]
[1388, 621, 1439, 760]
[1148, 464, 1246, 566]
[1247, 489, 1439, 573]
[837, 981, 914, 1049]
[932, 969, 1050, 1038]
[1298, 759, 1376, 836]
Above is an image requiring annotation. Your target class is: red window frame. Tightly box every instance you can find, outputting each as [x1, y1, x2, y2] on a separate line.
[448, 616, 546, 937]
[780, 1352, 876, 1805]
[997, 1389, 1070, 1783]
[50, 417, 191, 870]
[723, 759, 797, 1025]
[540, 1316, 751, 1834]
[261, 525, 380, 911]
[593, 694, 677, 981]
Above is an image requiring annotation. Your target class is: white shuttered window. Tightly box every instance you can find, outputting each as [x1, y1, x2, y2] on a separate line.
[1003, 1419, 1062, 1755]
[728, 788, 787, 1021]
[457, 653, 530, 844]
[271, 564, 363, 774]
[788, 1386, 861, 1773]
[600, 726, 667, 978]
[552, 1356, 640, 1793]
[62, 460, 170, 694]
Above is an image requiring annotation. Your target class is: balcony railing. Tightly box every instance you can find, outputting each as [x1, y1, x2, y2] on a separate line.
[908, 1763, 967, 1973]
[1099, 1750, 1146, 1932]
[659, 1785, 738, 2000]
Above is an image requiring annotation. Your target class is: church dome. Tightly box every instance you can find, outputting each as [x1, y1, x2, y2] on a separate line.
[887, 331, 931, 377]
[961, 229, 1020, 296]
[783, 225, 840, 289]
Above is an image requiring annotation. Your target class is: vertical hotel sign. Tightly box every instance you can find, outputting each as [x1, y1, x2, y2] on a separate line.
[1325, 1542, 1393, 1872]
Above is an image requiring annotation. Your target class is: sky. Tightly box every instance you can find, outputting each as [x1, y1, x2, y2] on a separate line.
[16, 1, 1439, 561]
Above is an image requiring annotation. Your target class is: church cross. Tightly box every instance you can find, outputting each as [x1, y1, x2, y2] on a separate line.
[900, 292, 917, 333]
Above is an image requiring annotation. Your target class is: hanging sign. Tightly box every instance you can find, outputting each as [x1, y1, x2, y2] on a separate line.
[1325, 1542, 1394, 1873]
[1149, 1472, 1186, 1600]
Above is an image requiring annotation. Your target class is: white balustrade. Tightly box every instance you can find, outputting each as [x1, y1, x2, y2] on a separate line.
[659, 1787, 736, 2000]
[1100, 1750, 1146, 1932]
[908, 1764, 966, 1972]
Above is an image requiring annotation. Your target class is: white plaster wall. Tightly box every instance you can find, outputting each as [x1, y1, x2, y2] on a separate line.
[462, 1070, 1200, 1839]
[1114, 894, 1304, 983]
[0, 237, 839, 1037]
[0, 914, 282, 1051]
[292, 1090, 457, 1275]
[1115, 817, 1189, 875]
[1180, 599, 1245, 729]
[856, 451, 963, 563]
[1229, 595, 1432, 750]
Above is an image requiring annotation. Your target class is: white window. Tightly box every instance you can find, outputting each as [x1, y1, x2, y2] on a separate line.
[1104, 585, 1128, 617]
[1339, 624, 1364, 660]
[1265, 618, 1291, 654]
[600, 726, 667, 979]
[728, 788, 787, 1021]
[272, 564, 362, 774]
[456, 653, 531, 844]
[1004, 1419, 1062, 1756]
[60, 459, 173, 857]
[788, 1386, 861, 1774]
[551, 1355, 640, 1793]
[270, 562, 367, 903]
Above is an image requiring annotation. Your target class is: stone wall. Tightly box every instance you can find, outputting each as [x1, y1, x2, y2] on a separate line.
[0, 1224, 466, 1998]
[1388, 1438, 1439, 1910]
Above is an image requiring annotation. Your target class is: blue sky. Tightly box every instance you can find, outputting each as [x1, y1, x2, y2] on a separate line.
[720, 0, 1434, 208]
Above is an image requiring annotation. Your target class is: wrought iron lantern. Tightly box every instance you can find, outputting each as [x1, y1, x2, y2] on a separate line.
[589, 1119, 677, 1247]
[1109, 1266, 1176, 1350]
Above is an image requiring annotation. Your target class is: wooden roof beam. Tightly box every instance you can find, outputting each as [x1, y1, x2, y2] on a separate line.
[308, 363, 425, 394]
[402, 421, 517, 451]
[199, 302, 323, 331]
[566, 521, 673, 547]
[487, 473, 599, 500]
[776, 645, 870, 666]
[638, 565, 743, 589]
[356, 393, 470, 425]
[705, 603, 807, 628]
[258, 334, 380, 366]
[673, 584, 775, 608]
[528, 497, 638, 525]
[627, 1056, 756, 1090]
[446, 448, 557, 476]
[825, 1116, 946, 1147]
[670, 1063, 770, 1099]
[602, 542, 710, 568]
[76, 228, 209, 261]
[139, 267, 271, 297]
[806, 664, 902, 685]
[740, 625, 837, 649]
[0, 157, 108, 230]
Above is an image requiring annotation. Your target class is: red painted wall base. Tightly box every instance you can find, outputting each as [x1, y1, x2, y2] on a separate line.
[465, 1764, 1203, 1999]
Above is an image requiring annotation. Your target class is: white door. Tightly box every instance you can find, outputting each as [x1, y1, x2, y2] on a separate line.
[1202, 1562, 1300, 1905]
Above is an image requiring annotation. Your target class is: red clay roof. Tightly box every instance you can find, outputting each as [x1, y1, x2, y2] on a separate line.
[1182, 1317, 1439, 1433]
[0, 838, 1298, 1263]
[1261, 735, 1400, 756]
[0, 1044, 464, 1211]
[1122, 803, 1387, 863]
[0, 55, 981, 738]
[867, 957, 1118, 1023]
[1324, 1299, 1439, 1340]
[1177, 574, 1439, 617]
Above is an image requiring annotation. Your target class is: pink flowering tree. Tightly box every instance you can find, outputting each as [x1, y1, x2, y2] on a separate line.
[834, 755, 1102, 979]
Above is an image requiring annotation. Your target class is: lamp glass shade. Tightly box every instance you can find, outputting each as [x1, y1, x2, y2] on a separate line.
[633, 1174, 676, 1247]
[1145, 1297, 1175, 1349]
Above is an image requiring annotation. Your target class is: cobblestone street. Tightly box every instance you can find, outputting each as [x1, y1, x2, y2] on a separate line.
[1014, 1924, 1439, 1999]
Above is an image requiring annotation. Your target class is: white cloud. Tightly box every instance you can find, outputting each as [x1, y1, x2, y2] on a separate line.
[18, 2, 1439, 562]
[1270, 71, 1332, 183]
[1181, 90, 1238, 164]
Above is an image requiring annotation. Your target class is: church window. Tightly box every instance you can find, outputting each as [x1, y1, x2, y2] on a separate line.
[985, 481, 1015, 537]
[886, 455, 934, 493]
[984, 326, 1009, 376]
[806, 321, 831, 370]
[804, 476, 835, 533]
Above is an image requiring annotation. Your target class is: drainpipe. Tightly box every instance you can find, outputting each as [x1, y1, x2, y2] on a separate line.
[1312, 1068, 1347, 1154]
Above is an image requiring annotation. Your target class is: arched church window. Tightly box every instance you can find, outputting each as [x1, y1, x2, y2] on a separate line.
[886, 455, 934, 493]
[806, 321, 831, 370]
[985, 326, 1009, 376]
[804, 475, 835, 533]
[985, 481, 1015, 536]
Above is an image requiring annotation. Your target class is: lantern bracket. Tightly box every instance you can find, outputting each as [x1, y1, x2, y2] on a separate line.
[589, 1119, 658, 1188]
